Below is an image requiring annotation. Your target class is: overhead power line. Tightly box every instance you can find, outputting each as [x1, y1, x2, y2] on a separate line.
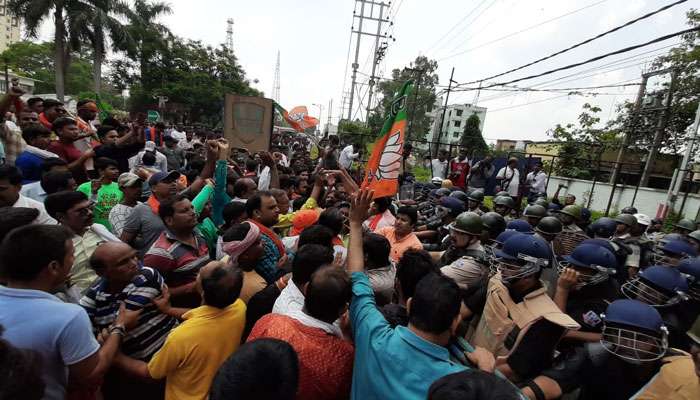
[452, 82, 641, 93]
[437, 0, 610, 62]
[458, 0, 688, 85]
[457, 27, 699, 90]
[423, 0, 491, 55]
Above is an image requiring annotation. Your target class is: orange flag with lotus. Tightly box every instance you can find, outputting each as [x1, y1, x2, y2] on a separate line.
[361, 81, 413, 199]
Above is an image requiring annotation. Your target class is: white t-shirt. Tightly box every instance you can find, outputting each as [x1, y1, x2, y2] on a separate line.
[526, 171, 547, 193]
[431, 159, 448, 179]
[13, 194, 57, 225]
[496, 166, 520, 196]
[170, 129, 186, 141]
[339, 145, 359, 169]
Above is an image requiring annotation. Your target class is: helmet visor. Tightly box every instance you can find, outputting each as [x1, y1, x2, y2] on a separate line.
[601, 323, 667, 362]
[497, 258, 541, 283]
[621, 278, 685, 307]
[557, 261, 612, 289]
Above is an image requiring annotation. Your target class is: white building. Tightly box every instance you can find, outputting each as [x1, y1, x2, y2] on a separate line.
[0, 1, 20, 53]
[425, 100, 487, 148]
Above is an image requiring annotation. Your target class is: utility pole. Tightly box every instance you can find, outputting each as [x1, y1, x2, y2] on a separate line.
[327, 98, 333, 130]
[365, 2, 389, 123]
[472, 81, 483, 106]
[272, 51, 281, 103]
[348, 0, 366, 121]
[407, 67, 424, 140]
[672, 101, 700, 200]
[226, 18, 234, 52]
[610, 73, 648, 185]
[640, 69, 677, 187]
[433, 67, 455, 157]
[349, 0, 390, 121]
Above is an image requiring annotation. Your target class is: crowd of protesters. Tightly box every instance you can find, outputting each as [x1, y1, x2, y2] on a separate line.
[0, 85, 698, 400]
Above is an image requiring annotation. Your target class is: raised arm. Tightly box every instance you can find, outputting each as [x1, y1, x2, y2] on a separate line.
[348, 188, 373, 274]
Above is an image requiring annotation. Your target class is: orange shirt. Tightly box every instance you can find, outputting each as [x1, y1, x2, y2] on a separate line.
[376, 226, 423, 262]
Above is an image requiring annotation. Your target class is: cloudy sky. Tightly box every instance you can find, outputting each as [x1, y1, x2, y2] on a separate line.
[38, 0, 695, 142]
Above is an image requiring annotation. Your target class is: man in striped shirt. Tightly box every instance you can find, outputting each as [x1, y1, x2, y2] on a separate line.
[144, 194, 211, 307]
[80, 242, 178, 361]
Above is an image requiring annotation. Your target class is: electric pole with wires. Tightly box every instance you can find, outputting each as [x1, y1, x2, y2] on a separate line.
[348, 0, 391, 121]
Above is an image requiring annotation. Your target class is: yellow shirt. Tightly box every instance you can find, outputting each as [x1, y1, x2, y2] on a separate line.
[148, 300, 247, 400]
[239, 270, 267, 303]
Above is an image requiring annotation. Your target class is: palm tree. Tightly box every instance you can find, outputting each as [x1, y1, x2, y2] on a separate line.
[73, 0, 133, 94]
[125, 0, 172, 80]
[8, 0, 76, 100]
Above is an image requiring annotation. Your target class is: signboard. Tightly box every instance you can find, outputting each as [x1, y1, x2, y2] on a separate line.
[223, 95, 273, 152]
[147, 110, 160, 122]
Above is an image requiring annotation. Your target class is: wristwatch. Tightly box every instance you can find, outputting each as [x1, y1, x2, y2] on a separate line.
[109, 323, 126, 337]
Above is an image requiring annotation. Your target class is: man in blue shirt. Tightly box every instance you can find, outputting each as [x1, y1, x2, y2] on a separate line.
[0, 224, 141, 400]
[347, 189, 496, 400]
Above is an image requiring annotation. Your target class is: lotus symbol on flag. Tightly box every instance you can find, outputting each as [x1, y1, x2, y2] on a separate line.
[374, 129, 402, 181]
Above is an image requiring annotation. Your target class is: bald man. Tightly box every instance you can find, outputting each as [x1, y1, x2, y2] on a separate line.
[114, 261, 248, 400]
[79, 242, 179, 361]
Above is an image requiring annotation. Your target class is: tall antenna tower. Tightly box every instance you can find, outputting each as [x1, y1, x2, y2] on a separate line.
[272, 51, 281, 103]
[225, 18, 234, 51]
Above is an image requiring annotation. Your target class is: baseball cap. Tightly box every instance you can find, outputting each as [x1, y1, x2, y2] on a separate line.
[148, 170, 180, 186]
[118, 172, 143, 188]
[144, 141, 156, 152]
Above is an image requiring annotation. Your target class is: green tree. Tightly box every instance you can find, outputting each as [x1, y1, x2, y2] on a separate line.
[608, 9, 699, 154]
[371, 56, 439, 140]
[1, 41, 95, 95]
[126, 37, 259, 123]
[548, 103, 621, 179]
[76, 0, 133, 94]
[460, 113, 488, 155]
[123, 0, 172, 83]
[8, 0, 92, 100]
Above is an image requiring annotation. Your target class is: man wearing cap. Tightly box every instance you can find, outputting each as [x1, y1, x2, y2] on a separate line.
[119, 139, 219, 255]
[120, 170, 179, 256]
[159, 135, 185, 172]
[109, 172, 144, 237]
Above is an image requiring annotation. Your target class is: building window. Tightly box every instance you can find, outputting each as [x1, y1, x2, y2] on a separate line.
[453, 120, 461, 127]
[456, 109, 463, 117]
[453, 132, 459, 138]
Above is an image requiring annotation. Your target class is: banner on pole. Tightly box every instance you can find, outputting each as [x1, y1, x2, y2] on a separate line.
[361, 80, 413, 198]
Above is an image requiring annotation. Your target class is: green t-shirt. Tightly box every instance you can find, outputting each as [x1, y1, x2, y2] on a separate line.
[77, 181, 123, 231]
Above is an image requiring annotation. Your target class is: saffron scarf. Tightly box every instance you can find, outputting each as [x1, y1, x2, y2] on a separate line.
[147, 195, 160, 214]
[248, 219, 286, 257]
[368, 213, 383, 231]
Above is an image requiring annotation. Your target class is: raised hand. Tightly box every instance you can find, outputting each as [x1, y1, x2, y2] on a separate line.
[349, 188, 373, 225]
[557, 267, 580, 291]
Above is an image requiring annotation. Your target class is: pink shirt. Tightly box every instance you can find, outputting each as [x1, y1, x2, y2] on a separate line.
[377, 226, 423, 262]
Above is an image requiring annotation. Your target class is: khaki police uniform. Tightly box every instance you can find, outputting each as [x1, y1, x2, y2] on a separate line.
[470, 274, 580, 356]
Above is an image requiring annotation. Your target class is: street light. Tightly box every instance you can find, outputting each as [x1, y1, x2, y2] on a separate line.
[312, 103, 324, 136]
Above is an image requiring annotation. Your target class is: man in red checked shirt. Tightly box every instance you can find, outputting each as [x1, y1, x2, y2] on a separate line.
[449, 147, 470, 189]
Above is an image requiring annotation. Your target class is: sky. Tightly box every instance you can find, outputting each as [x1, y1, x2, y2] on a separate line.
[37, 0, 695, 142]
